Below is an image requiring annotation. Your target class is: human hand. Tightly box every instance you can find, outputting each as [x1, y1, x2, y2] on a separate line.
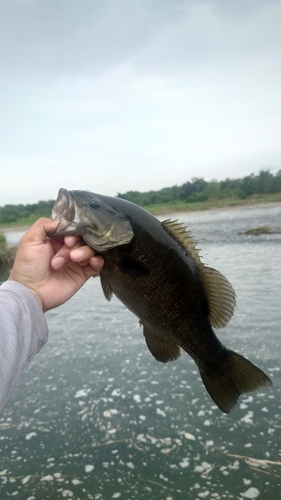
[8, 217, 104, 312]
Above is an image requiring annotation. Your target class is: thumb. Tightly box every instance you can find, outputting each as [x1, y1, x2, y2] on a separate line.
[21, 218, 59, 245]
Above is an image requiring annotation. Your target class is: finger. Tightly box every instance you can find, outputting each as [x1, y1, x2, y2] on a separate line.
[81, 263, 103, 280]
[21, 218, 59, 245]
[51, 242, 79, 270]
[64, 235, 81, 248]
[51, 255, 67, 270]
[89, 255, 104, 273]
[70, 245, 95, 262]
[51, 242, 95, 270]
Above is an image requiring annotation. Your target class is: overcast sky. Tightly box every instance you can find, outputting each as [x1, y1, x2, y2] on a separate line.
[0, 0, 281, 205]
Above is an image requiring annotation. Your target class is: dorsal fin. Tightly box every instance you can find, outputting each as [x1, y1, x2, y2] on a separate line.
[162, 218, 236, 328]
[162, 219, 201, 266]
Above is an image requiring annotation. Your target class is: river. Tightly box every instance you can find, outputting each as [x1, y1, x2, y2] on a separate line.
[0, 204, 281, 500]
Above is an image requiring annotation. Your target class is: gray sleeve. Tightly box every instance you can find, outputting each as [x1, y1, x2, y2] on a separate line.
[0, 281, 48, 411]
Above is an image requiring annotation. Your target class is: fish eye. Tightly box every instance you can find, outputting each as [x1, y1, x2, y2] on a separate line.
[89, 201, 101, 209]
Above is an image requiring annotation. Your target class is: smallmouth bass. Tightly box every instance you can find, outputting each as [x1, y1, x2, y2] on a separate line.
[48, 188, 272, 413]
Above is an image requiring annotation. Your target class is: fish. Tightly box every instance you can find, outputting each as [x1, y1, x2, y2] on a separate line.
[48, 188, 272, 413]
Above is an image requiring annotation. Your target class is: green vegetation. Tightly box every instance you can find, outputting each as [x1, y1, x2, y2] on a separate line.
[1, 170, 281, 229]
[0, 232, 17, 266]
[118, 170, 281, 213]
[0, 200, 54, 228]
[244, 226, 280, 235]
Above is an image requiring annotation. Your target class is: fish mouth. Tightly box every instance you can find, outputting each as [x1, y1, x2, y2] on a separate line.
[48, 188, 84, 237]
[48, 188, 134, 250]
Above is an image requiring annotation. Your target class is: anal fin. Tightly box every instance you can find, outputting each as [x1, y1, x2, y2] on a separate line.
[142, 323, 181, 363]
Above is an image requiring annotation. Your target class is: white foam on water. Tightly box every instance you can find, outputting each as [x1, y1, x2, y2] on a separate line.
[183, 432, 196, 441]
[194, 462, 212, 473]
[85, 465, 94, 473]
[62, 490, 73, 497]
[179, 457, 190, 468]
[156, 408, 166, 417]
[40, 475, 54, 481]
[240, 411, 254, 424]
[21, 476, 31, 484]
[72, 479, 82, 485]
[242, 396, 254, 404]
[240, 487, 260, 498]
[112, 389, 121, 397]
[240, 403, 248, 410]
[25, 432, 37, 440]
[74, 389, 88, 398]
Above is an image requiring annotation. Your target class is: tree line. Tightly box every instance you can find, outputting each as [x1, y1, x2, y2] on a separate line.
[0, 170, 281, 225]
[118, 170, 281, 206]
[0, 200, 55, 225]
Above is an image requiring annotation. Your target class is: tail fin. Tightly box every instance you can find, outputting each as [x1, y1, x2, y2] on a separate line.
[199, 350, 272, 413]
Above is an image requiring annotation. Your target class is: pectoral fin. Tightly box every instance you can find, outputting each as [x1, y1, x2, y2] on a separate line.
[142, 324, 181, 363]
[100, 272, 113, 301]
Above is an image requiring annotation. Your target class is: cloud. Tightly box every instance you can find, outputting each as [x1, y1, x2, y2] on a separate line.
[0, 0, 280, 204]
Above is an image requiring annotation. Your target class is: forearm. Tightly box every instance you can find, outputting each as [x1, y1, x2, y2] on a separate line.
[0, 281, 48, 411]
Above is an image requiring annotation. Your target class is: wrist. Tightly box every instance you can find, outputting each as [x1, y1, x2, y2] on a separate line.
[8, 277, 44, 312]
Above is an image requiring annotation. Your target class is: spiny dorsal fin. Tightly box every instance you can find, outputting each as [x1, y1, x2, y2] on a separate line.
[162, 218, 236, 328]
[162, 219, 201, 266]
[200, 266, 236, 328]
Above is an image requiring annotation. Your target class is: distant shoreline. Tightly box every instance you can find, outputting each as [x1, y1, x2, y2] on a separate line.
[148, 199, 281, 216]
[0, 199, 281, 232]
[1, 225, 31, 234]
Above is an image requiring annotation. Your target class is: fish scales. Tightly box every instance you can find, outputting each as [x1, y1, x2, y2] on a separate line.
[48, 188, 272, 413]
[100, 208, 225, 368]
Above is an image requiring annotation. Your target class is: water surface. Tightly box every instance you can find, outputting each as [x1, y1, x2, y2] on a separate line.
[0, 205, 280, 500]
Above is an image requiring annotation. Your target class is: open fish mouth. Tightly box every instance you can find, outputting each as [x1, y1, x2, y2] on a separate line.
[48, 188, 85, 236]
[48, 188, 135, 250]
